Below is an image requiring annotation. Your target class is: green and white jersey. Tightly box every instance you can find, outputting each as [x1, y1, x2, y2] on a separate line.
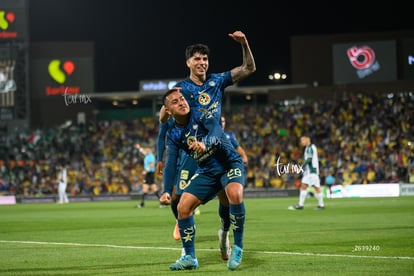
[303, 144, 319, 175]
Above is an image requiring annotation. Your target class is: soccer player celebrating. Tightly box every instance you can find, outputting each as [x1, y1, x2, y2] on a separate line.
[156, 30, 255, 262]
[160, 88, 246, 271]
[157, 114, 198, 244]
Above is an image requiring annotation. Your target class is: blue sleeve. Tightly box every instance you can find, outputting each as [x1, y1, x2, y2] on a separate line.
[156, 121, 168, 162]
[228, 132, 240, 149]
[162, 137, 179, 195]
[201, 116, 224, 148]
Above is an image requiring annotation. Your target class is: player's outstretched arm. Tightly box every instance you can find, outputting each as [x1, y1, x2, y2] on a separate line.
[229, 30, 256, 84]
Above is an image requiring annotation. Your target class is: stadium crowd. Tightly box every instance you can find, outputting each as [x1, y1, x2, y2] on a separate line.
[0, 92, 413, 197]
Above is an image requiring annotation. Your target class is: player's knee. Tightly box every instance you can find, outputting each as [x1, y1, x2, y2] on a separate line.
[226, 183, 244, 204]
[177, 203, 192, 218]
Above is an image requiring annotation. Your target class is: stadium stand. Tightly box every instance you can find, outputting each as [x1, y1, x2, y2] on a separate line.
[0, 92, 413, 200]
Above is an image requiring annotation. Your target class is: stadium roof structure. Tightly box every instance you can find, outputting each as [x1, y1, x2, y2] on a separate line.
[89, 83, 309, 101]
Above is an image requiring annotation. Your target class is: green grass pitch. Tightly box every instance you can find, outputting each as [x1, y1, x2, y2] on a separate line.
[1, 196, 413, 275]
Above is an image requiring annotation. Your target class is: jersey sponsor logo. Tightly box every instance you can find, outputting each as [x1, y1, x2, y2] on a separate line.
[199, 101, 219, 120]
[209, 101, 219, 109]
[192, 146, 216, 162]
[185, 131, 191, 137]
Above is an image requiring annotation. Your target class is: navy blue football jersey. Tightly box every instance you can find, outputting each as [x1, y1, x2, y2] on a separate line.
[162, 111, 242, 195]
[176, 71, 233, 122]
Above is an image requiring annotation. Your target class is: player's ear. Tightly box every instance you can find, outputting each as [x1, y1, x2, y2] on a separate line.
[159, 105, 170, 123]
[164, 106, 172, 116]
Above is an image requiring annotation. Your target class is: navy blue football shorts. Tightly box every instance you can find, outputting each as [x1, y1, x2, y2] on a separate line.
[174, 154, 198, 196]
[184, 160, 245, 203]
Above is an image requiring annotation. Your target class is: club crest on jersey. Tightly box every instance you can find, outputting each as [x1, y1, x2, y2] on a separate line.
[187, 136, 197, 146]
[198, 92, 211, 106]
[179, 180, 189, 190]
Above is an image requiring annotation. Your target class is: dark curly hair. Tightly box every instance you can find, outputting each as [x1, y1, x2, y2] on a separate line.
[185, 43, 210, 60]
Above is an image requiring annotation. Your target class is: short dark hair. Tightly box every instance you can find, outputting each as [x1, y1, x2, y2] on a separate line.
[185, 43, 210, 60]
[301, 135, 313, 142]
[162, 88, 180, 106]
